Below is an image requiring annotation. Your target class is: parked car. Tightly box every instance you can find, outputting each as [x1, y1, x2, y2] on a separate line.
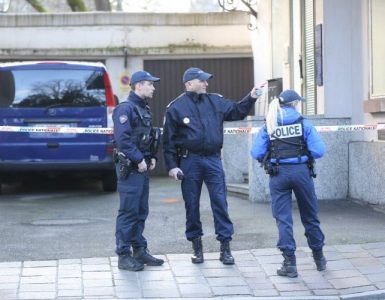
[0, 61, 117, 193]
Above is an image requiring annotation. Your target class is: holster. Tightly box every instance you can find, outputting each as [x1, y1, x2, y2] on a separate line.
[264, 161, 279, 176]
[261, 151, 278, 176]
[113, 149, 133, 180]
[307, 157, 317, 178]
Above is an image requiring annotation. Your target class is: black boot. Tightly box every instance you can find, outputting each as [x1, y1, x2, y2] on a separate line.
[313, 250, 327, 271]
[133, 248, 164, 266]
[277, 254, 298, 277]
[118, 254, 144, 271]
[191, 237, 204, 264]
[219, 241, 235, 265]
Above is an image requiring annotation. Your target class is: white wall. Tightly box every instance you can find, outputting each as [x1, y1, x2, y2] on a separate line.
[251, 0, 272, 116]
[0, 12, 253, 102]
[323, 0, 354, 119]
[1, 25, 251, 50]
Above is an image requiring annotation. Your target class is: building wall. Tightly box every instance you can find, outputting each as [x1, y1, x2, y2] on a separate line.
[349, 142, 385, 206]
[225, 0, 385, 207]
[323, 0, 353, 119]
[251, 0, 272, 117]
[323, 0, 384, 206]
[0, 12, 252, 101]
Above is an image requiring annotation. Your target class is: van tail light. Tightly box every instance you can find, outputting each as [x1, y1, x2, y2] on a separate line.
[103, 71, 115, 133]
[103, 72, 115, 108]
[106, 144, 114, 155]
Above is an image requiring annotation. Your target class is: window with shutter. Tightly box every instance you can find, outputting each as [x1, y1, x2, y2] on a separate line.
[370, 0, 385, 97]
[302, 0, 316, 115]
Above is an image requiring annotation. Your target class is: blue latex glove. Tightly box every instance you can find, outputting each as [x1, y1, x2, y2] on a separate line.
[255, 88, 263, 97]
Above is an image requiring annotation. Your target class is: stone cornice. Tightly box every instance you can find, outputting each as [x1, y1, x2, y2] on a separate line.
[0, 45, 252, 58]
[0, 11, 249, 27]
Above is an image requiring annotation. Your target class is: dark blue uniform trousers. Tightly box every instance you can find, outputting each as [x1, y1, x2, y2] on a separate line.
[115, 167, 149, 256]
[269, 164, 325, 256]
[180, 153, 234, 242]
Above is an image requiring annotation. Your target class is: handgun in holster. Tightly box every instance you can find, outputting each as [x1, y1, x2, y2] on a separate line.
[113, 149, 132, 180]
[261, 151, 279, 176]
[307, 156, 317, 178]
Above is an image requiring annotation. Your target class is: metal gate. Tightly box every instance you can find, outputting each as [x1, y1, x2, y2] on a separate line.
[144, 57, 254, 175]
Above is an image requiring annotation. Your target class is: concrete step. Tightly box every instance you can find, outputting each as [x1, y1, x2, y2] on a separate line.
[227, 183, 249, 200]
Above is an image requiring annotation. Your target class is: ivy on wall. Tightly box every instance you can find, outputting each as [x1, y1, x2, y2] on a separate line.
[66, 0, 87, 11]
[26, 0, 47, 12]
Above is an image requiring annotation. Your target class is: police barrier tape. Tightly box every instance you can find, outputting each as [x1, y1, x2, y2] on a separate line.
[0, 124, 384, 135]
[223, 124, 385, 134]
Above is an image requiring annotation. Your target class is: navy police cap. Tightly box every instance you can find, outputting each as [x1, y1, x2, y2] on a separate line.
[183, 67, 213, 83]
[279, 89, 306, 104]
[130, 71, 160, 85]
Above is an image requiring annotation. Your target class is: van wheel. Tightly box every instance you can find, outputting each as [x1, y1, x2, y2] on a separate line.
[102, 171, 117, 192]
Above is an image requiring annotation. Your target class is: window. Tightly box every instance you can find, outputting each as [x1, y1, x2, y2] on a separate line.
[370, 0, 385, 97]
[302, 0, 316, 115]
[0, 69, 106, 108]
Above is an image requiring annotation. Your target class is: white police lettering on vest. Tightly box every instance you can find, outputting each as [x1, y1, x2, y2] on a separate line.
[270, 123, 302, 140]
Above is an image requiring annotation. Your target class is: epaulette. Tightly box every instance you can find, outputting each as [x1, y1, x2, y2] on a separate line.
[209, 92, 224, 98]
[116, 100, 129, 107]
[166, 93, 186, 108]
[115, 100, 135, 113]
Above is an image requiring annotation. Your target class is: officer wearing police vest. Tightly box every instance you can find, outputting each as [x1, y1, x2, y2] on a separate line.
[113, 71, 164, 271]
[251, 90, 327, 278]
[163, 67, 263, 265]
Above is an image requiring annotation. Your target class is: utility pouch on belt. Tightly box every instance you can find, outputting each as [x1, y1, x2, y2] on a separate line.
[150, 127, 161, 156]
[113, 149, 132, 180]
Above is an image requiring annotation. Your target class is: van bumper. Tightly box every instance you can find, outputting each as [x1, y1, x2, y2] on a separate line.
[0, 160, 114, 172]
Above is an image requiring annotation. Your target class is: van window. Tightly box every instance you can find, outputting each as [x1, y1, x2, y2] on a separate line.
[0, 69, 106, 108]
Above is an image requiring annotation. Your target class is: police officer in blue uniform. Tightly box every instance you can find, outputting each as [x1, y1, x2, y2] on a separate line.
[251, 89, 327, 277]
[113, 71, 164, 271]
[163, 67, 263, 265]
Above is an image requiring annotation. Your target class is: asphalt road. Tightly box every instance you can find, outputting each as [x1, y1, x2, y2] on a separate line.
[0, 175, 385, 262]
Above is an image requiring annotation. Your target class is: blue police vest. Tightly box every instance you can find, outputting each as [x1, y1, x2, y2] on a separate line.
[130, 104, 154, 155]
[268, 117, 309, 162]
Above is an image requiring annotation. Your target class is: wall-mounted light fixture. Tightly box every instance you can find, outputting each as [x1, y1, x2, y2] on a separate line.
[218, 0, 258, 30]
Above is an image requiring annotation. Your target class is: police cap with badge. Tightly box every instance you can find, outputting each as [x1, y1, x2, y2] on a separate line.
[118, 70, 160, 126]
[182, 67, 213, 83]
[130, 70, 160, 85]
[278, 89, 305, 104]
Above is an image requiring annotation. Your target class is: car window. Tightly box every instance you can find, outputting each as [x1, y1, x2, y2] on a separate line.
[0, 69, 106, 108]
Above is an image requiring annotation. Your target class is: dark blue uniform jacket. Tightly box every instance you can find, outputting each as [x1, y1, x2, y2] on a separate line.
[113, 91, 151, 164]
[163, 91, 256, 170]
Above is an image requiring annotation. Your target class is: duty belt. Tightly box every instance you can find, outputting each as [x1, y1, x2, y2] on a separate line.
[187, 150, 220, 156]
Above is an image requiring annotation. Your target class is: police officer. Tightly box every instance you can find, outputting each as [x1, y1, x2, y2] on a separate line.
[113, 71, 164, 271]
[250, 89, 327, 277]
[163, 67, 263, 265]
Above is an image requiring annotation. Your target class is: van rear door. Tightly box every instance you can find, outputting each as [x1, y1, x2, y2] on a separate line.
[0, 62, 114, 167]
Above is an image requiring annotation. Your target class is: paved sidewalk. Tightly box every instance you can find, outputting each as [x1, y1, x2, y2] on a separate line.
[1, 243, 385, 300]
